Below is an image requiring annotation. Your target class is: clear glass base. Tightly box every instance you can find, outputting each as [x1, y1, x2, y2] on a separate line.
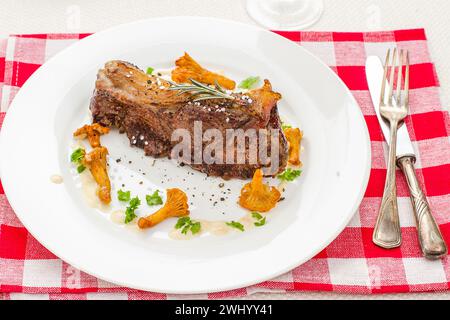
[246, 0, 324, 30]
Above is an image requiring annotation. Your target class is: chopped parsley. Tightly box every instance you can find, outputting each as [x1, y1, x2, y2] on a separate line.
[117, 189, 131, 202]
[129, 196, 140, 208]
[70, 148, 85, 163]
[146, 190, 163, 206]
[255, 218, 266, 227]
[282, 123, 292, 130]
[175, 217, 190, 229]
[71, 148, 86, 174]
[175, 217, 201, 235]
[251, 212, 263, 220]
[189, 222, 201, 234]
[278, 168, 302, 182]
[238, 76, 261, 89]
[146, 67, 154, 75]
[125, 196, 141, 224]
[226, 221, 245, 232]
[252, 212, 266, 227]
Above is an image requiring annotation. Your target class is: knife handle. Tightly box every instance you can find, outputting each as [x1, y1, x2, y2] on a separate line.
[397, 156, 448, 260]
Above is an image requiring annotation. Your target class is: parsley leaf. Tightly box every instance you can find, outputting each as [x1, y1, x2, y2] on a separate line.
[190, 222, 201, 234]
[175, 217, 201, 235]
[238, 76, 261, 89]
[146, 190, 163, 206]
[175, 217, 191, 229]
[181, 225, 190, 234]
[282, 123, 292, 130]
[71, 148, 85, 163]
[71, 148, 86, 175]
[254, 217, 266, 227]
[146, 67, 154, 75]
[226, 221, 245, 232]
[251, 212, 263, 220]
[117, 189, 131, 202]
[277, 168, 302, 182]
[124, 196, 140, 224]
[124, 207, 137, 224]
[251, 212, 266, 227]
[129, 196, 141, 208]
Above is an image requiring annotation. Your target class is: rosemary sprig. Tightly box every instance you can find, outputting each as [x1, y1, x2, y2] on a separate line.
[168, 79, 235, 102]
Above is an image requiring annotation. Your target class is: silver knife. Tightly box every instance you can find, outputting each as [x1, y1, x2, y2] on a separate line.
[366, 56, 447, 260]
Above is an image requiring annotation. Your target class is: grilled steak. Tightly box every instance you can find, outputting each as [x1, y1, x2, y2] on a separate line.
[90, 60, 288, 180]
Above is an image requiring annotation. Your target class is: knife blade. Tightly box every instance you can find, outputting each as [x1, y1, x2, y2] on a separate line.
[365, 56, 415, 157]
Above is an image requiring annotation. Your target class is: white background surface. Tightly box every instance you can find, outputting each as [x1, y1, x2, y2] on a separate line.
[1, 0, 449, 300]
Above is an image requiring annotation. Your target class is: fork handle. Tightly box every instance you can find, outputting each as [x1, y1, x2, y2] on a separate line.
[397, 156, 448, 260]
[373, 120, 402, 249]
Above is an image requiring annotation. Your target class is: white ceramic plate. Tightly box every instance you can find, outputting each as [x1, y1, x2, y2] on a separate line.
[0, 17, 371, 294]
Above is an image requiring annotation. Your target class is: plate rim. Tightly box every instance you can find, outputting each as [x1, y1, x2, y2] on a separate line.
[0, 16, 372, 294]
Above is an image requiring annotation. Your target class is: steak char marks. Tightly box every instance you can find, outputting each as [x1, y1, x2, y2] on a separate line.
[90, 60, 288, 180]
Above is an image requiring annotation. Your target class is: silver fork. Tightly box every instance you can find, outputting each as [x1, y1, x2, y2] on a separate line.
[373, 49, 410, 249]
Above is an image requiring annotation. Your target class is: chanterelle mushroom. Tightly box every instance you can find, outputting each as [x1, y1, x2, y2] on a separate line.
[171, 52, 236, 90]
[74, 123, 110, 148]
[138, 188, 189, 229]
[239, 169, 281, 212]
[284, 127, 302, 167]
[83, 146, 111, 204]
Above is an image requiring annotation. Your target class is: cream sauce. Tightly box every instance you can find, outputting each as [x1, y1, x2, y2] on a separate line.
[110, 209, 126, 224]
[50, 174, 64, 184]
[201, 220, 231, 236]
[169, 228, 200, 240]
[124, 222, 140, 232]
[277, 180, 288, 193]
[79, 170, 110, 213]
[168, 212, 266, 240]
[110, 210, 141, 233]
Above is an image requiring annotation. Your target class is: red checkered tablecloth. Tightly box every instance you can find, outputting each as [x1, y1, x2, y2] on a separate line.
[1, 29, 450, 300]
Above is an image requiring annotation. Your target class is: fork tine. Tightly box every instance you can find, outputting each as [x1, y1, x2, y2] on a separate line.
[404, 50, 410, 107]
[396, 50, 404, 104]
[380, 49, 391, 105]
[388, 48, 397, 104]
